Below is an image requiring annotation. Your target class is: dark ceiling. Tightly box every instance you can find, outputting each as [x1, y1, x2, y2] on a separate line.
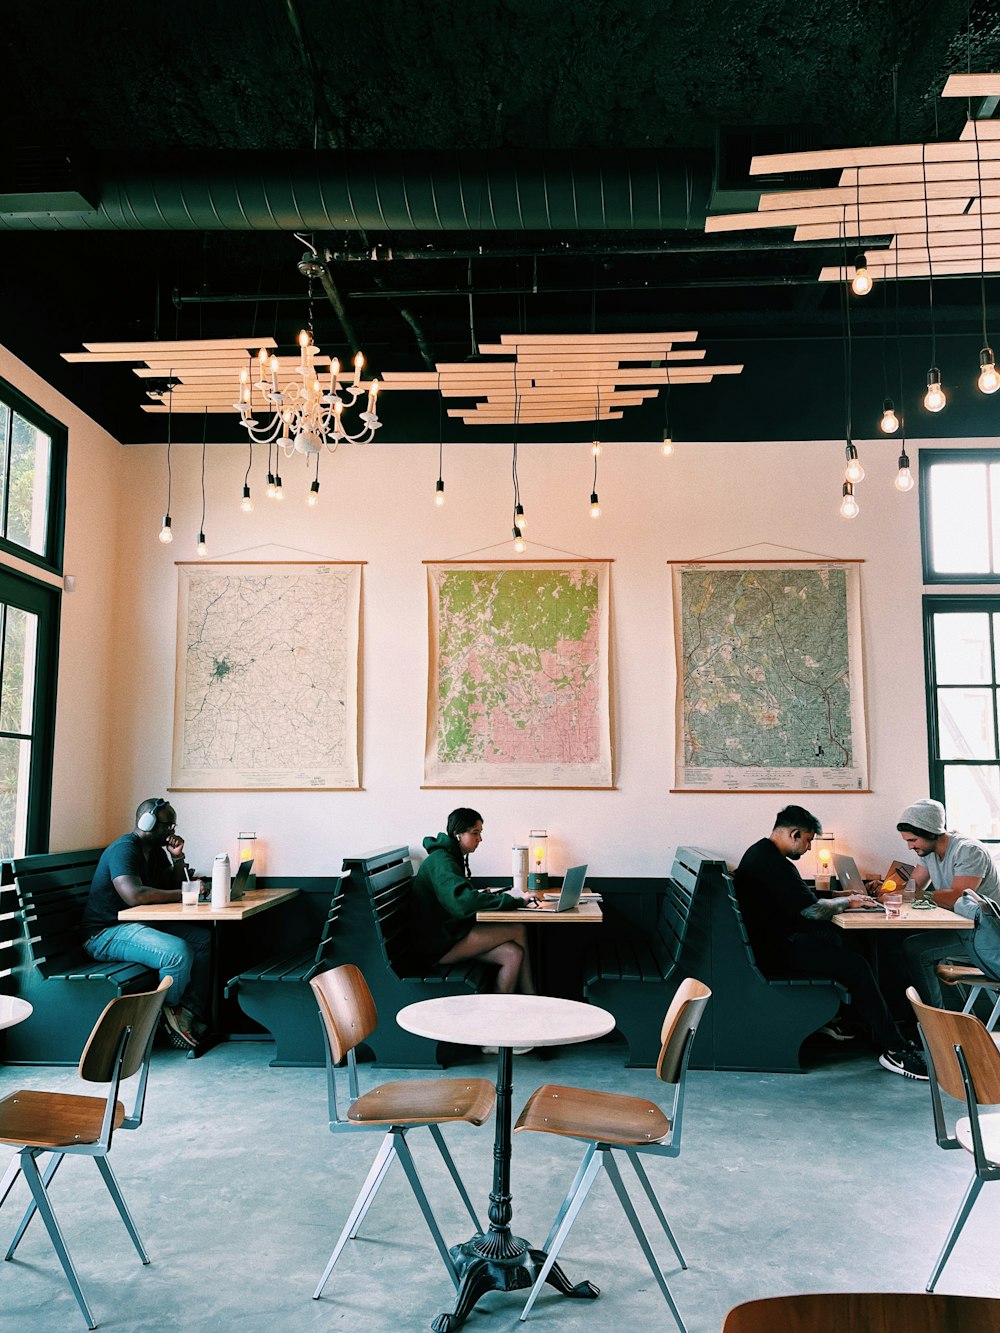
[4, 0, 1000, 445]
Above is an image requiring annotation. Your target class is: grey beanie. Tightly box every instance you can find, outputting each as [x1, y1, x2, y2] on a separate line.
[899, 799, 947, 836]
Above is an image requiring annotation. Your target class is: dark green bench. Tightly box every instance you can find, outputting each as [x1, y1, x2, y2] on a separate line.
[583, 847, 703, 1067]
[353, 846, 489, 1068]
[3, 849, 159, 1065]
[224, 877, 346, 1066]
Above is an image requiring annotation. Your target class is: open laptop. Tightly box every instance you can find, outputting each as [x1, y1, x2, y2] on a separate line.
[229, 857, 254, 900]
[832, 853, 883, 910]
[531, 864, 588, 913]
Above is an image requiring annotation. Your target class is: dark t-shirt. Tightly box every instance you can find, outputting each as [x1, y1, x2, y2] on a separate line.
[81, 832, 176, 935]
[733, 837, 824, 970]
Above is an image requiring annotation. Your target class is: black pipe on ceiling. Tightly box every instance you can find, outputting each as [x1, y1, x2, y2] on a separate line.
[0, 149, 713, 232]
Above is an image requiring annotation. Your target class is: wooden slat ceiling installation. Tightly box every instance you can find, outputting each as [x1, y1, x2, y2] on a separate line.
[379, 332, 742, 425]
[62, 334, 743, 425]
[706, 73, 1000, 286]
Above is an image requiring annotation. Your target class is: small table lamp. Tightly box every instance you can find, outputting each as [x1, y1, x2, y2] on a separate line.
[238, 831, 257, 890]
[812, 834, 836, 892]
[528, 830, 548, 892]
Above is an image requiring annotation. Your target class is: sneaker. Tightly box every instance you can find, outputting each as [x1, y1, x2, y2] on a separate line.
[878, 1048, 928, 1081]
[162, 1006, 198, 1050]
[818, 1019, 856, 1042]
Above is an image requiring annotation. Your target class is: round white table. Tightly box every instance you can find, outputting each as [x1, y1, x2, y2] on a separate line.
[396, 993, 615, 1332]
[0, 996, 32, 1031]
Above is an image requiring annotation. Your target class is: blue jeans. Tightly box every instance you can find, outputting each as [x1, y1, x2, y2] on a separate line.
[85, 922, 212, 1017]
[902, 929, 973, 1009]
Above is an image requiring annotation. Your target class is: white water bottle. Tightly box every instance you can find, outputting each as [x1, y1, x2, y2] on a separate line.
[512, 845, 528, 898]
[211, 853, 232, 908]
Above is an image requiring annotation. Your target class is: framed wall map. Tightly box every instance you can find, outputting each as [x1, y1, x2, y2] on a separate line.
[672, 560, 869, 793]
[171, 561, 362, 790]
[424, 560, 613, 788]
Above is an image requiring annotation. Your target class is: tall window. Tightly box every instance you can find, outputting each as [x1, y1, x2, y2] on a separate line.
[920, 449, 1000, 584]
[0, 376, 66, 573]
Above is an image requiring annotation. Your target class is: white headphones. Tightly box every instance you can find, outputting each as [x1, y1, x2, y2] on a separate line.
[137, 798, 168, 833]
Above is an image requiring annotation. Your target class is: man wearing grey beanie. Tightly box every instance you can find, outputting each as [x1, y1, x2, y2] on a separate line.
[897, 799, 1000, 1007]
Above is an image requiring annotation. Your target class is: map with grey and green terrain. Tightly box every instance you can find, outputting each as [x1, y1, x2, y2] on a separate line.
[425, 563, 612, 787]
[675, 565, 868, 791]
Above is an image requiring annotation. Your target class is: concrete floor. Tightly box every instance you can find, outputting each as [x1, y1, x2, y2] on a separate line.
[1, 1032, 999, 1332]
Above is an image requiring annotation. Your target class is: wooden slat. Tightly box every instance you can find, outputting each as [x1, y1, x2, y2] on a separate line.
[497, 331, 700, 344]
[751, 137, 1000, 174]
[944, 74, 1000, 97]
[707, 196, 970, 233]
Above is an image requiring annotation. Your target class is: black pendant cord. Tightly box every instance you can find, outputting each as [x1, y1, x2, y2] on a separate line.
[165, 375, 173, 514]
[200, 408, 208, 539]
[921, 140, 938, 371]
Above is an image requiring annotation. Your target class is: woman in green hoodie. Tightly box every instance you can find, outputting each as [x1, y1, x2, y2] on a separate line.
[411, 808, 536, 994]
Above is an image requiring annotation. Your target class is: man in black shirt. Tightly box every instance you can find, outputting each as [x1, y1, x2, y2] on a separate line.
[81, 798, 211, 1050]
[735, 805, 926, 1080]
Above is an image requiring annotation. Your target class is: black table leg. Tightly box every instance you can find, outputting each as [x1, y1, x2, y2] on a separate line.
[431, 1045, 599, 1331]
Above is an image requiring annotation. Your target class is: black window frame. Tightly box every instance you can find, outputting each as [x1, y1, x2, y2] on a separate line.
[919, 447, 1000, 585]
[0, 374, 67, 576]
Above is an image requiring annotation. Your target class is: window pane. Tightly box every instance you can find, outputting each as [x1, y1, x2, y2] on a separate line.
[933, 612, 992, 684]
[6, 412, 51, 555]
[943, 765, 1000, 843]
[937, 688, 997, 759]
[0, 735, 31, 859]
[928, 462, 991, 573]
[0, 605, 37, 735]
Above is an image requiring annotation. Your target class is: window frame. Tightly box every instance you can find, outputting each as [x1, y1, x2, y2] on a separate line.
[919, 447, 1000, 585]
[0, 374, 67, 576]
[0, 566, 60, 855]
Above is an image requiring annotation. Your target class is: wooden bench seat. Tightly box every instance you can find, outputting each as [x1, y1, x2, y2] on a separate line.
[4, 849, 160, 1065]
[225, 878, 345, 1066]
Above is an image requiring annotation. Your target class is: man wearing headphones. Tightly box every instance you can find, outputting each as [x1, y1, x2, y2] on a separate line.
[81, 798, 211, 1050]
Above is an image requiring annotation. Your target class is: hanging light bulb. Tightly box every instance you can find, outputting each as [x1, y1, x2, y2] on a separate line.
[196, 530, 208, 557]
[590, 491, 601, 519]
[591, 439, 602, 457]
[434, 478, 445, 507]
[844, 442, 865, 484]
[514, 502, 525, 530]
[839, 482, 859, 519]
[266, 472, 276, 498]
[240, 484, 254, 513]
[979, 347, 1000, 395]
[895, 448, 915, 492]
[850, 253, 873, 296]
[923, 367, 946, 413]
[307, 479, 320, 507]
[158, 514, 173, 545]
[512, 525, 525, 554]
[660, 432, 674, 458]
[879, 398, 899, 434]
[274, 472, 284, 500]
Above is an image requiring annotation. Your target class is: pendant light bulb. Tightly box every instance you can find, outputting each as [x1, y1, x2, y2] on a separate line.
[895, 450, 915, 493]
[590, 491, 601, 519]
[660, 433, 674, 458]
[240, 484, 254, 513]
[307, 479, 320, 508]
[879, 398, 899, 434]
[266, 473, 276, 498]
[591, 439, 602, 457]
[274, 474, 284, 500]
[844, 443, 865, 484]
[514, 502, 525, 530]
[196, 530, 208, 557]
[512, 525, 525, 554]
[158, 514, 173, 545]
[850, 253, 873, 296]
[978, 347, 1000, 395]
[434, 478, 445, 507]
[839, 482, 859, 519]
[924, 368, 946, 413]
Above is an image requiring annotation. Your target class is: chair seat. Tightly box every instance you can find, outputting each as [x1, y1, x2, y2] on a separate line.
[937, 963, 998, 985]
[515, 1082, 671, 1146]
[348, 1078, 495, 1126]
[956, 1113, 1000, 1167]
[0, 1090, 125, 1149]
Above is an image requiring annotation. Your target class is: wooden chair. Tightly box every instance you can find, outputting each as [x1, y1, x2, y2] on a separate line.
[722, 1291, 1000, 1332]
[936, 962, 1000, 1030]
[0, 976, 171, 1329]
[514, 977, 711, 1330]
[908, 985, 1000, 1292]
[309, 964, 495, 1304]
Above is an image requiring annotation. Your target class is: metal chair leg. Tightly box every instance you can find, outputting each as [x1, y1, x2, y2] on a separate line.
[393, 1131, 459, 1290]
[540, 1143, 597, 1252]
[313, 1134, 398, 1299]
[985, 992, 1000, 1031]
[347, 1139, 396, 1240]
[927, 1174, 983, 1292]
[626, 1149, 686, 1269]
[427, 1122, 483, 1231]
[0, 1152, 24, 1213]
[5, 1152, 64, 1259]
[20, 1150, 96, 1330]
[94, 1156, 149, 1263]
[520, 1146, 603, 1322]
[603, 1151, 687, 1333]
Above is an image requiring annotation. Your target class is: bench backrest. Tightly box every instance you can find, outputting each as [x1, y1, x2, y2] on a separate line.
[11, 849, 103, 979]
[355, 847, 417, 977]
[314, 876, 347, 968]
[654, 875, 695, 967]
[723, 868, 770, 983]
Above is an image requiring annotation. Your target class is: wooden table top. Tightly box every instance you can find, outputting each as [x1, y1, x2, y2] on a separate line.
[397, 993, 615, 1048]
[833, 903, 968, 930]
[476, 900, 603, 924]
[118, 886, 299, 923]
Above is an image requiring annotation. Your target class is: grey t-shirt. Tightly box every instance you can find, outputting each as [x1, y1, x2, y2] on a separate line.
[918, 832, 1000, 903]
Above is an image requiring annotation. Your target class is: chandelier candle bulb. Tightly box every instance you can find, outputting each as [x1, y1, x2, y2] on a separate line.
[353, 351, 364, 386]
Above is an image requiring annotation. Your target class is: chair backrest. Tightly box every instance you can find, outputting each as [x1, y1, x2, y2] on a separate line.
[360, 851, 418, 976]
[311, 963, 378, 1064]
[78, 977, 171, 1083]
[908, 986, 1000, 1104]
[722, 1291, 1000, 1332]
[656, 977, 711, 1085]
[11, 848, 103, 974]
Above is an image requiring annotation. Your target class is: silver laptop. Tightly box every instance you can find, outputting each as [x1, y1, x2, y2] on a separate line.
[832, 853, 883, 909]
[533, 864, 588, 913]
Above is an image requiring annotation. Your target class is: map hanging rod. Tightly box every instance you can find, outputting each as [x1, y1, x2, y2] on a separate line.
[666, 557, 864, 564]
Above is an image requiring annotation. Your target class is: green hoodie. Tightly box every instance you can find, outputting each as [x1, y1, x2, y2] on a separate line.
[410, 831, 521, 962]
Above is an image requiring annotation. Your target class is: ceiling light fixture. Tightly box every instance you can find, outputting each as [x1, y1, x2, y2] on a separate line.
[434, 372, 446, 506]
[511, 363, 525, 552]
[850, 253, 873, 297]
[924, 367, 946, 413]
[895, 447, 915, 492]
[920, 142, 946, 414]
[879, 398, 899, 434]
[840, 481, 859, 519]
[844, 442, 865, 484]
[158, 374, 175, 544]
[197, 408, 208, 557]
